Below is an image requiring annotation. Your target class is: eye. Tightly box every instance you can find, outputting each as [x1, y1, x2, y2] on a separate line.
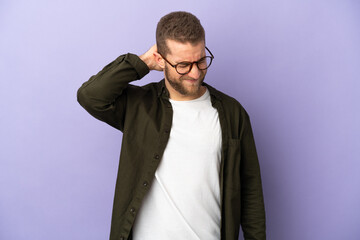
[197, 57, 208, 68]
[198, 57, 206, 63]
[177, 62, 191, 70]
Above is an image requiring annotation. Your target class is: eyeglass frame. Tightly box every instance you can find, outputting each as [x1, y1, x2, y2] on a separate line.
[159, 46, 214, 75]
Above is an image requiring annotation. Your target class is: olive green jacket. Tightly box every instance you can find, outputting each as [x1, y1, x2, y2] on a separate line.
[77, 53, 266, 240]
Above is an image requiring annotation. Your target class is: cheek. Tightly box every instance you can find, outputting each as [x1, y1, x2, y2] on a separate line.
[165, 66, 180, 79]
[180, 70, 206, 80]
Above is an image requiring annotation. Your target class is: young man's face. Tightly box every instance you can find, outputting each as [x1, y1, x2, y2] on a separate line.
[162, 39, 207, 101]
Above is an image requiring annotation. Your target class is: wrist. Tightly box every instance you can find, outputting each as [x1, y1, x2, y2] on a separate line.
[139, 53, 153, 70]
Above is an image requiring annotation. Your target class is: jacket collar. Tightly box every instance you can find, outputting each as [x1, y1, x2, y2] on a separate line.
[156, 79, 170, 98]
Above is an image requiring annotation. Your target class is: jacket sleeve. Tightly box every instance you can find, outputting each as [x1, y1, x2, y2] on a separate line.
[240, 111, 266, 240]
[77, 53, 149, 131]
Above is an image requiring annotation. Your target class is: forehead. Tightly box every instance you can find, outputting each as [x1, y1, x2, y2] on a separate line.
[166, 39, 205, 62]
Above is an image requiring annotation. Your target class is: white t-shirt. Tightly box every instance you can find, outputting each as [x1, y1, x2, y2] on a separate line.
[133, 88, 222, 240]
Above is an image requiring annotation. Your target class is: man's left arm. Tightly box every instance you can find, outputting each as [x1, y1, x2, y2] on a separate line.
[240, 111, 266, 240]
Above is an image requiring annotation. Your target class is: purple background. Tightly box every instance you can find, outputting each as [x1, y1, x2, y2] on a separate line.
[1, 0, 359, 239]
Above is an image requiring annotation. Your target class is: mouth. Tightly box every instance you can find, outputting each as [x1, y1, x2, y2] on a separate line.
[182, 78, 199, 84]
[184, 79, 197, 82]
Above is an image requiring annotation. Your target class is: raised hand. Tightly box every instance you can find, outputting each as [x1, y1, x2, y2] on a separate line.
[139, 44, 163, 71]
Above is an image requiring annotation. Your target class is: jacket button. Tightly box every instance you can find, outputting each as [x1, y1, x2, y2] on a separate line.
[130, 208, 135, 213]
[143, 181, 148, 187]
[154, 154, 160, 159]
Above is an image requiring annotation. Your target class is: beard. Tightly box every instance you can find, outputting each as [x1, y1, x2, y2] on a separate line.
[164, 64, 206, 97]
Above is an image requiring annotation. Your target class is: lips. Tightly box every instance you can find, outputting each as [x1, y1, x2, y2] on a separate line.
[185, 79, 197, 82]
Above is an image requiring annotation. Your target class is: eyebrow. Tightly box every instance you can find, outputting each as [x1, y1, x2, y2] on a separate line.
[174, 55, 207, 65]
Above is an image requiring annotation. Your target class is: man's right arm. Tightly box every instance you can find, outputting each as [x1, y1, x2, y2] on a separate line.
[77, 53, 149, 131]
[77, 45, 161, 131]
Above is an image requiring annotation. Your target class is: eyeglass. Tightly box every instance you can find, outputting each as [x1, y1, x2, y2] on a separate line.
[160, 47, 214, 75]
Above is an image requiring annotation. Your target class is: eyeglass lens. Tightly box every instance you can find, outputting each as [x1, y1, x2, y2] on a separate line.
[176, 56, 213, 74]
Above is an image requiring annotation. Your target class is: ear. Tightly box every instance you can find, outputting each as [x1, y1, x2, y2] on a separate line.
[154, 52, 165, 69]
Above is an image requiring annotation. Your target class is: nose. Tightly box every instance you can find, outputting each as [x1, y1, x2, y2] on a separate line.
[187, 63, 201, 79]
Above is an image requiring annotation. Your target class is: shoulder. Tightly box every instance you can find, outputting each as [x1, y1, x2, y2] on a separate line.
[205, 83, 249, 118]
[124, 80, 166, 109]
[126, 79, 164, 96]
[205, 83, 253, 139]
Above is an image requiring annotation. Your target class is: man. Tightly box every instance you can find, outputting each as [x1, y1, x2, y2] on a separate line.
[78, 11, 265, 240]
